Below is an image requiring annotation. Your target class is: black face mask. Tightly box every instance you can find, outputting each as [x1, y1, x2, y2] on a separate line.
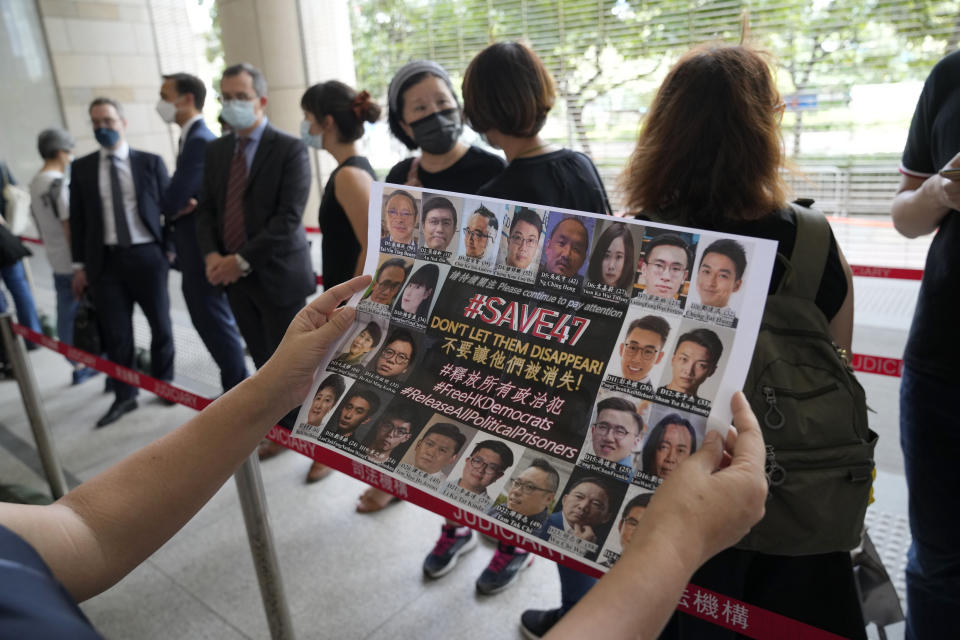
[410, 108, 462, 154]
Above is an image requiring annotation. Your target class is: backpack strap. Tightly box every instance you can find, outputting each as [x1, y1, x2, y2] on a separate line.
[777, 201, 831, 301]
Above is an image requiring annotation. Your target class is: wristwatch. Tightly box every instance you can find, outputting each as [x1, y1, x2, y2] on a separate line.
[235, 253, 252, 277]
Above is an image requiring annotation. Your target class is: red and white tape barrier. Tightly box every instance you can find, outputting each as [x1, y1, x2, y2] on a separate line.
[11, 320, 850, 639]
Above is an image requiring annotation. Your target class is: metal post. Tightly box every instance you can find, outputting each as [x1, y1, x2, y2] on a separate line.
[233, 454, 295, 640]
[0, 313, 68, 499]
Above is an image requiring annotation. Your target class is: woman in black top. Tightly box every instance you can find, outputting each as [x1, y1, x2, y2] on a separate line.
[384, 60, 505, 191]
[297, 80, 380, 483]
[619, 44, 861, 640]
[463, 42, 611, 216]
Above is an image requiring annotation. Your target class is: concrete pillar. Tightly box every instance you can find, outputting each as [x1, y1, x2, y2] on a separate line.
[36, 0, 176, 165]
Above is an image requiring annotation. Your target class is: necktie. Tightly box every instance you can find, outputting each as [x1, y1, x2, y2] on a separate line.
[223, 137, 249, 253]
[109, 155, 132, 247]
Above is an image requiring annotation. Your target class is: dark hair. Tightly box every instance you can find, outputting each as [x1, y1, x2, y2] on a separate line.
[700, 238, 747, 280]
[363, 258, 412, 300]
[359, 321, 383, 347]
[300, 81, 380, 143]
[342, 386, 381, 416]
[163, 72, 207, 110]
[645, 233, 690, 271]
[89, 96, 124, 118]
[641, 414, 697, 476]
[462, 41, 555, 137]
[222, 63, 267, 97]
[388, 67, 460, 150]
[596, 397, 644, 436]
[399, 264, 440, 317]
[469, 440, 515, 470]
[674, 328, 723, 368]
[377, 328, 418, 369]
[317, 374, 346, 401]
[625, 315, 671, 347]
[510, 207, 543, 236]
[421, 196, 457, 227]
[564, 476, 612, 503]
[468, 205, 499, 231]
[587, 222, 636, 289]
[422, 422, 467, 454]
[620, 44, 786, 226]
[621, 492, 652, 521]
[527, 457, 560, 493]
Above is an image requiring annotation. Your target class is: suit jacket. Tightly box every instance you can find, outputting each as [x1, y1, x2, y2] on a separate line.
[161, 118, 215, 215]
[69, 148, 170, 282]
[195, 123, 315, 306]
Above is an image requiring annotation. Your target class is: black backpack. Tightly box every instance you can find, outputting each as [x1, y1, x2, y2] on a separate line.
[736, 202, 877, 555]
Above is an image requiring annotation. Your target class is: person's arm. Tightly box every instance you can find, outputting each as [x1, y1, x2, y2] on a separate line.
[829, 245, 855, 355]
[891, 152, 960, 239]
[334, 165, 373, 277]
[546, 392, 767, 640]
[0, 275, 371, 602]
[161, 136, 207, 216]
[69, 163, 88, 298]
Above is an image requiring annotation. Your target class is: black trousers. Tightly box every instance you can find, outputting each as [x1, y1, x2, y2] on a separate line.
[93, 243, 174, 401]
[226, 276, 304, 428]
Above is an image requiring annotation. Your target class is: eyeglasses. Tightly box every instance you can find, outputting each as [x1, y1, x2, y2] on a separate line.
[509, 234, 539, 248]
[387, 208, 414, 219]
[463, 228, 490, 241]
[373, 279, 402, 292]
[380, 348, 410, 364]
[622, 343, 660, 360]
[510, 479, 551, 495]
[466, 455, 504, 476]
[647, 260, 685, 277]
[380, 423, 411, 436]
[593, 422, 633, 439]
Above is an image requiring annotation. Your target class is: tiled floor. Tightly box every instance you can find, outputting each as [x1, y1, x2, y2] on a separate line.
[0, 230, 916, 639]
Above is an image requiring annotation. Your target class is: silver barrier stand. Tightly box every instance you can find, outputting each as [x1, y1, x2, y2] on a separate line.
[0, 313, 68, 499]
[233, 454, 295, 639]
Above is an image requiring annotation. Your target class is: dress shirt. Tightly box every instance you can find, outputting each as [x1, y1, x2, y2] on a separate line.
[97, 141, 155, 246]
[236, 117, 268, 172]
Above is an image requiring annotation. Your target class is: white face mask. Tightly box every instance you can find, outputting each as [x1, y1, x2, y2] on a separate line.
[156, 98, 178, 124]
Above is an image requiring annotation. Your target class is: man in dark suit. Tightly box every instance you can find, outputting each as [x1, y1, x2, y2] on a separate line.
[195, 63, 314, 455]
[157, 72, 248, 392]
[70, 97, 175, 427]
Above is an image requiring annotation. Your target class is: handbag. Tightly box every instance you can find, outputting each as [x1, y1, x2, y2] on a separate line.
[1, 164, 31, 236]
[73, 295, 102, 355]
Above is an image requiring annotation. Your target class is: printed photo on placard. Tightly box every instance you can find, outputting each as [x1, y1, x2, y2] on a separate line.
[633, 229, 699, 313]
[362, 326, 423, 385]
[418, 193, 463, 262]
[537, 467, 628, 561]
[537, 213, 595, 294]
[488, 452, 574, 535]
[654, 320, 735, 416]
[329, 315, 388, 375]
[684, 235, 752, 328]
[584, 220, 643, 304]
[576, 390, 652, 483]
[440, 434, 524, 512]
[395, 414, 477, 492]
[454, 198, 507, 271]
[350, 397, 430, 471]
[380, 187, 420, 256]
[317, 381, 390, 451]
[635, 406, 707, 487]
[359, 255, 414, 312]
[602, 309, 682, 398]
[391, 260, 450, 328]
[495, 206, 546, 284]
[597, 486, 654, 568]
[292, 372, 351, 441]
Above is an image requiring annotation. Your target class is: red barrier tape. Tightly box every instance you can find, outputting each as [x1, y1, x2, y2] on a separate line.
[10, 321, 853, 639]
[850, 265, 923, 280]
[851, 353, 904, 377]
